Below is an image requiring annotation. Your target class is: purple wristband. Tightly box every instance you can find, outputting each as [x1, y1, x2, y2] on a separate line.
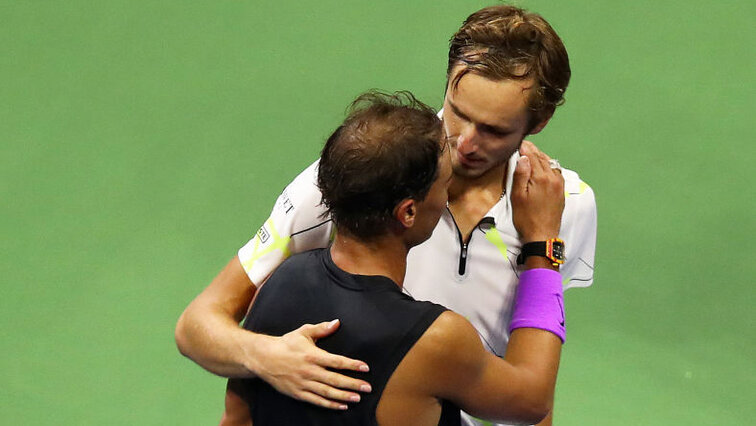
[508, 268, 566, 343]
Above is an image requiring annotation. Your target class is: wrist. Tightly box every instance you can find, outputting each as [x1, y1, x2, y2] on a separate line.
[524, 256, 560, 271]
[233, 328, 271, 379]
[520, 233, 559, 244]
[517, 238, 565, 268]
[509, 268, 566, 343]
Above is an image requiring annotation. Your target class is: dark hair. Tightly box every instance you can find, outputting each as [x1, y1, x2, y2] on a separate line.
[317, 91, 443, 240]
[447, 5, 571, 131]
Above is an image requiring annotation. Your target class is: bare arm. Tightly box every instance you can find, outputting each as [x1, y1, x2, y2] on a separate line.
[512, 141, 566, 423]
[175, 256, 258, 378]
[175, 162, 375, 409]
[175, 257, 371, 408]
[425, 140, 565, 423]
[411, 310, 559, 425]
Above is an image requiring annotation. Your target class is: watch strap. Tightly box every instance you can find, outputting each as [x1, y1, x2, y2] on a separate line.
[517, 238, 565, 266]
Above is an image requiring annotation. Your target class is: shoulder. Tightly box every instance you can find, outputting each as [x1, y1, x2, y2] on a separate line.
[412, 311, 487, 386]
[386, 310, 486, 402]
[267, 249, 324, 281]
[272, 160, 324, 216]
[561, 166, 597, 217]
[561, 167, 595, 199]
[558, 166, 598, 287]
[277, 248, 320, 265]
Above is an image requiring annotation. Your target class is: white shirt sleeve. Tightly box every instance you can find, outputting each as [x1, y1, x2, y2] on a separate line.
[559, 168, 597, 290]
[237, 160, 334, 287]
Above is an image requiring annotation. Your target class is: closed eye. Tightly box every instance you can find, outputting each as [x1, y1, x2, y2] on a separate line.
[449, 101, 470, 123]
[479, 124, 510, 137]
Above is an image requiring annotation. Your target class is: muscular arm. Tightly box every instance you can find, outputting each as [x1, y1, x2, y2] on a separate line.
[176, 256, 371, 408]
[175, 162, 374, 408]
[417, 310, 561, 425]
[175, 256, 261, 378]
[428, 140, 564, 423]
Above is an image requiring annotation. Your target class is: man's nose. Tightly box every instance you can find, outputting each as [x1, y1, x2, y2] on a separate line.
[456, 125, 478, 155]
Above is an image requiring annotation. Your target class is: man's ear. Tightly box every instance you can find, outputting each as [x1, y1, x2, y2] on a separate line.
[394, 199, 416, 229]
[528, 110, 553, 135]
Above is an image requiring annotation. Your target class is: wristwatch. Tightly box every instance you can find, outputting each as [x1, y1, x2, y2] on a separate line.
[517, 238, 566, 266]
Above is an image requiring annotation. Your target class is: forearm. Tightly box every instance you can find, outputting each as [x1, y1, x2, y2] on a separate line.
[177, 255, 371, 407]
[176, 299, 269, 378]
[459, 142, 563, 422]
[503, 328, 561, 417]
[175, 256, 264, 378]
[499, 263, 563, 419]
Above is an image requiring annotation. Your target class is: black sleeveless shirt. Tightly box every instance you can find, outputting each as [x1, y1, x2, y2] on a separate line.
[238, 248, 460, 425]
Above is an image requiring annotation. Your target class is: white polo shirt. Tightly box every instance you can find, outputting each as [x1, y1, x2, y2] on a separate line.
[404, 152, 596, 358]
[238, 153, 597, 426]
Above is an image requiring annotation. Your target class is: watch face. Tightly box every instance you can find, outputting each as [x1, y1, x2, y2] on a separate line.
[552, 242, 565, 260]
[547, 238, 566, 263]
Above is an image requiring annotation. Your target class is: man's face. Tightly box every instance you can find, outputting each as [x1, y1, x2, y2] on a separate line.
[442, 67, 536, 180]
[410, 143, 453, 246]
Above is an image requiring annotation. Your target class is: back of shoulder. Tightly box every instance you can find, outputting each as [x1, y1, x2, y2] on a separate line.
[412, 311, 487, 384]
[419, 311, 477, 346]
[263, 249, 322, 286]
[281, 160, 322, 201]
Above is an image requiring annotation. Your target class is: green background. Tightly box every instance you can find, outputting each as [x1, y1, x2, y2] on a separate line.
[2, 1, 754, 424]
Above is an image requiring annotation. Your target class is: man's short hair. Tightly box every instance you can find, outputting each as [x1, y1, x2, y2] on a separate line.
[447, 5, 571, 131]
[317, 91, 443, 240]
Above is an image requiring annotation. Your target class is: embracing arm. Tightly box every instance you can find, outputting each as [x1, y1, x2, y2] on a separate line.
[175, 256, 259, 378]
[175, 162, 371, 409]
[431, 140, 565, 423]
[175, 256, 370, 408]
[421, 302, 561, 424]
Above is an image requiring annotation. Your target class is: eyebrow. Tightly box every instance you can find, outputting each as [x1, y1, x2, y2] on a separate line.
[448, 99, 512, 135]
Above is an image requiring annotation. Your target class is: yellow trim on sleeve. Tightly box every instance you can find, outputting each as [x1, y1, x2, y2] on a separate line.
[241, 218, 292, 271]
[566, 180, 591, 197]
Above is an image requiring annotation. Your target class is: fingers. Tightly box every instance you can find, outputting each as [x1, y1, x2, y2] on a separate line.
[288, 366, 373, 410]
[306, 378, 367, 403]
[304, 348, 371, 391]
[260, 325, 374, 411]
[512, 141, 566, 242]
[296, 390, 350, 411]
[520, 141, 564, 180]
[308, 360, 372, 391]
[520, 141, 549, 175]
[302, 319, 341, 340]
[285, 361, 370, 409]
[512, 155, 532, 196]
[316, 351, 370, 373]
[299, 321, 370, 373]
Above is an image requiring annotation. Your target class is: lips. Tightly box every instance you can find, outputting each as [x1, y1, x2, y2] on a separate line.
[456, 150, 484, 168]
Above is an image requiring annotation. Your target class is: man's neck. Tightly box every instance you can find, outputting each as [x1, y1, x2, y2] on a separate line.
[448, 161, 508, 202]
[329, 232, 409, 288]
[446, 162, 508, 241]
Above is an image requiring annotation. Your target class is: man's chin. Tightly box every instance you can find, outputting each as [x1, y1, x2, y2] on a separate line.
[451, 162, 485, 179]
[451, 158, 509, 181]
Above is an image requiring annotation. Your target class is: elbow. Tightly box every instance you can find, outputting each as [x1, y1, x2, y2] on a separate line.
[482, 396, 551, 425]
[514, 403, 550, 425]
[496, 404, 549, 426]
[499, 388, 552, 425]
[512, 390, 552, 425]
[174, 308, 194, 358]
